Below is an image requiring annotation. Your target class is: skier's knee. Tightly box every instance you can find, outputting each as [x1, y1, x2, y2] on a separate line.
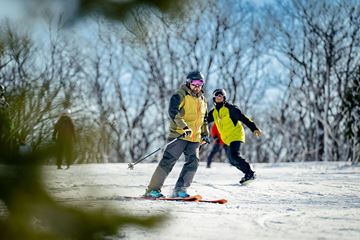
[159, 151, 177, 168]
[186, 156, 199, 170]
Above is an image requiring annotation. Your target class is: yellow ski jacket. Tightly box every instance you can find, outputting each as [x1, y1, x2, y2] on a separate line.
[168, 84, 209, 142]
[208, 102, 258, 145]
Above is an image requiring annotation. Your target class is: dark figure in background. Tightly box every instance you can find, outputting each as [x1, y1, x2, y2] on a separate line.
[207, 123, 226, 168]
[52, 109, 76, 169]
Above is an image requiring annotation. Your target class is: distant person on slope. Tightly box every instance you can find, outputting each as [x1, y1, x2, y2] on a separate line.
[208, 89, 262, 184]
[145, 71, 210, 198]
[206, 123, 226, 168]
[52, 109, 76, 169]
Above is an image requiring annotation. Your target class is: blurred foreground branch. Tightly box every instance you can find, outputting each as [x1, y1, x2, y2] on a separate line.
[0, 103, 166, 239]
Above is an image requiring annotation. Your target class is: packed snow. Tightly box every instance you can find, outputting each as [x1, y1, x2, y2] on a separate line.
[43, 161, 360, 240]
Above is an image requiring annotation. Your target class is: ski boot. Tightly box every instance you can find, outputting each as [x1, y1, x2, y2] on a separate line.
[240, 171, 256, 184]
[144, 189, 164, 198]
[172, 190, 190, 198]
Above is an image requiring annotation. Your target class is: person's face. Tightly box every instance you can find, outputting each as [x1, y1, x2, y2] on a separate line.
[215, 93, 224, 103]
[189, 80, 203, 94]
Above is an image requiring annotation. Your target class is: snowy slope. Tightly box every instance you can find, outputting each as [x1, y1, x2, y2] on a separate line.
[43, 162, 360, 240]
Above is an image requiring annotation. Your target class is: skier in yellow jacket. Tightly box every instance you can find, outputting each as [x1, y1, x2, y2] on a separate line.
[208, 89, 262, 184]
[145, 71, 210, 198]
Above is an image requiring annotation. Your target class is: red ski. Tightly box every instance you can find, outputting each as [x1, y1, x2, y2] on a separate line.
[156, 195, 227, 204]
[157, 194, 202, 202]
[197, 198, 227, 204]
[115, 195, 227, 204]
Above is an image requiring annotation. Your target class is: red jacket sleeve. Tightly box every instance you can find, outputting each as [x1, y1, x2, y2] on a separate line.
[210, 124, 224, 145]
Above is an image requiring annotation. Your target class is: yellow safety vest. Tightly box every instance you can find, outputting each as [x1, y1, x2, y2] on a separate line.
[212, 106, 245, 145]
[169, 85, 208, 142]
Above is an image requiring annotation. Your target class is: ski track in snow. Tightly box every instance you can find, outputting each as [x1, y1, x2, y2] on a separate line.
[35, 162, 360, 239]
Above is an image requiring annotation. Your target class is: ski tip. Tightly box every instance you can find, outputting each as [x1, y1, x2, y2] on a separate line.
[197, 198, 228, 204]
[217, 199, 228, 204]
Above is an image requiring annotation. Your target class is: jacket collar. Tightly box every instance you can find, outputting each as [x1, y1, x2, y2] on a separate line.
[214, 101, 227, 111]
[180, 84, 204, 97]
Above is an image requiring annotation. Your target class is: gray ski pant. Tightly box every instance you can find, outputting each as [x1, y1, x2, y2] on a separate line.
[148, 139, 200, 192]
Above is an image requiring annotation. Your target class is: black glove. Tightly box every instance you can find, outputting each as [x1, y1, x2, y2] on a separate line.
[183, 127, 193, 136]
[201, 135, 211, 144]
[215, 138, 220, 144]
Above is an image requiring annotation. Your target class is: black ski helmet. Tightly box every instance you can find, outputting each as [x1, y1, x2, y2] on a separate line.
[186, 71, 204, 83]
[212, 88, 227, 102]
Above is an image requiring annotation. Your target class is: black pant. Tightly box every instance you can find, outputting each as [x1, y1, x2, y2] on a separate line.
[56, 142, 74, 167]
[225, 141, 252, 174]
[207, 144, 223, 167]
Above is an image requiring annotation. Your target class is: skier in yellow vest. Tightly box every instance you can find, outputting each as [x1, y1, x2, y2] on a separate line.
[145, 71, 210, 198]
[208, 89, 262, 184]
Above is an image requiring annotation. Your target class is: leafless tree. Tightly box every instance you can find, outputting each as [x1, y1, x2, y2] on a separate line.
[264, 0, 360, 162]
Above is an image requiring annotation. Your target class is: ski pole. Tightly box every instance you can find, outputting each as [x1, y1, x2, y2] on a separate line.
[128, 133, 186, 170]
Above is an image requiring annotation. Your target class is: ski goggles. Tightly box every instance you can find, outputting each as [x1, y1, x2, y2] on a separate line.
[214, 92, 224, 97]
[190, 80, 204, 87]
